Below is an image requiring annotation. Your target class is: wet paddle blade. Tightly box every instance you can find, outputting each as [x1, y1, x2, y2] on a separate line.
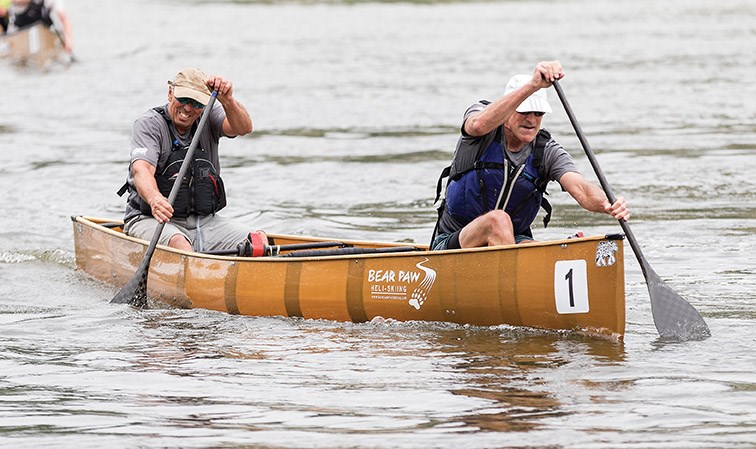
[110, 220, 163, 307]
[110, 257, 149, 308]
[645, 266, 710, 341]
[553, 79, 710, 341]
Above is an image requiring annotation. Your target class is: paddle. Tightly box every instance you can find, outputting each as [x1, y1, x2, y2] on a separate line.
[49, 12, 77, 63]
[552, 79, 710, 341]
[111, 90, 218, 308]
[205, 241, 347, 257]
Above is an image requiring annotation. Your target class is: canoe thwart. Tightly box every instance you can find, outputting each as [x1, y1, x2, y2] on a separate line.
[280, 245, 421, 258]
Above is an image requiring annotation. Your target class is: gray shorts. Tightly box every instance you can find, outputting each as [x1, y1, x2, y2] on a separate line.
[124, 214, 251, 252]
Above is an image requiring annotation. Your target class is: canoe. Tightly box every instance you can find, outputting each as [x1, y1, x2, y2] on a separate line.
[2, 22, 63, 66]
[71, 215, 626, 338]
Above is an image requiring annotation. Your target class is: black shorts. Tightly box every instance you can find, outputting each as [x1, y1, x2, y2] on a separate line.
[430, 230, 462, 251]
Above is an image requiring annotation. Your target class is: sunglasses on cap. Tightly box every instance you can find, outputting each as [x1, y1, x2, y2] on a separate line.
[175, 97, 205, 109]
[517, 111, 546, 117]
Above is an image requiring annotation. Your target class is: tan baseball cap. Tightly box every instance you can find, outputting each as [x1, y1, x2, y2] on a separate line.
[168, 68, 211, 106]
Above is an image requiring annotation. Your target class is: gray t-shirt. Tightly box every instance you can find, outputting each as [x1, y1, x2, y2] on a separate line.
[437, 102, 580, 235]
[123, 103, 227, 221]
[457, 102, 578, 182]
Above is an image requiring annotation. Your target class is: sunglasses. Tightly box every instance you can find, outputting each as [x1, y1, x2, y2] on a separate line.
[517, 111, 546, 117]
[175, 97, 205, 109]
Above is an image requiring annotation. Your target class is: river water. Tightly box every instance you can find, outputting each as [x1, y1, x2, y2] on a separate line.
[1, 0, 755, 448]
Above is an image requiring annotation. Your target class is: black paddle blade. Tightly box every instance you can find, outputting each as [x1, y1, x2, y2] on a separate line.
[646, 267, 710, 341]
[553, 79, 709, 341]
[110, 259, 149, 308]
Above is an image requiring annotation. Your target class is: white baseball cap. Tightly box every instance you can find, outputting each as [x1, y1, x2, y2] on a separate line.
[504, 74, 552, 114]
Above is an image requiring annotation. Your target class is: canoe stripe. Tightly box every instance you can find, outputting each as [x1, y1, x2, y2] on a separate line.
[498, 252, 523, 325]
[284, 262, 303, 317]
[346, 259, 368, 323]
[224, 262, 240, 315]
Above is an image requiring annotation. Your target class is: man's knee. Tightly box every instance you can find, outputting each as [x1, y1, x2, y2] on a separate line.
[168, 233, 192, 251]
[480, 210, 514, 245]
[482, 210, 513, 232]
[459, 210, 515, 248]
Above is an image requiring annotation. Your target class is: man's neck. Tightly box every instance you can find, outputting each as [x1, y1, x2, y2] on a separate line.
[503, 127, 526, 153]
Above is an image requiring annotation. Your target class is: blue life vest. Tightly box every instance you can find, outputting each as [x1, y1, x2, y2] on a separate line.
[433, 126, 553, 241]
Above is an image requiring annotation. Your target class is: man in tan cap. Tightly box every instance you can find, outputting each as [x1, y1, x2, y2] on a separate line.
[430, 60, 629, 250]
[120, 68, 255, 253]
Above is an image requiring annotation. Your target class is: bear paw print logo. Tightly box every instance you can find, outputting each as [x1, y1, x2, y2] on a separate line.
[408, 258, 436, 310]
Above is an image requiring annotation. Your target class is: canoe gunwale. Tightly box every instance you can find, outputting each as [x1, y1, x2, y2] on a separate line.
[71, 215, 624, 261]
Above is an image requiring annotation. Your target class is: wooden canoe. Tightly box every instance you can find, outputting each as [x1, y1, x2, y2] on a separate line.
[2, 22, 63, 66]
[71, 215, 626, 338]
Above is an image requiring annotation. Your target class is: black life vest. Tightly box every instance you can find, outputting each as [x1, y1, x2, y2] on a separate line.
[118, 106, 227, 219]
[11, 0, 53, 30]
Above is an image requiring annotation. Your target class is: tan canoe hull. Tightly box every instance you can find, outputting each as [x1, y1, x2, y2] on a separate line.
[72, 216, 625, 338]
[3, 23, 62, 66]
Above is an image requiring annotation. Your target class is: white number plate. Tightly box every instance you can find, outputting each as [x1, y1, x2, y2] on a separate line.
[554, 260, 589, 314]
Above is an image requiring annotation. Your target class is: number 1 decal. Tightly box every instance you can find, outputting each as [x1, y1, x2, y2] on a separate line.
[554, 260, 589, 314]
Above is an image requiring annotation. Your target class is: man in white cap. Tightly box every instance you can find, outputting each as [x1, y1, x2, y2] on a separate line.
[431, 60, 629, 250]
[120, 68, 255, 253]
